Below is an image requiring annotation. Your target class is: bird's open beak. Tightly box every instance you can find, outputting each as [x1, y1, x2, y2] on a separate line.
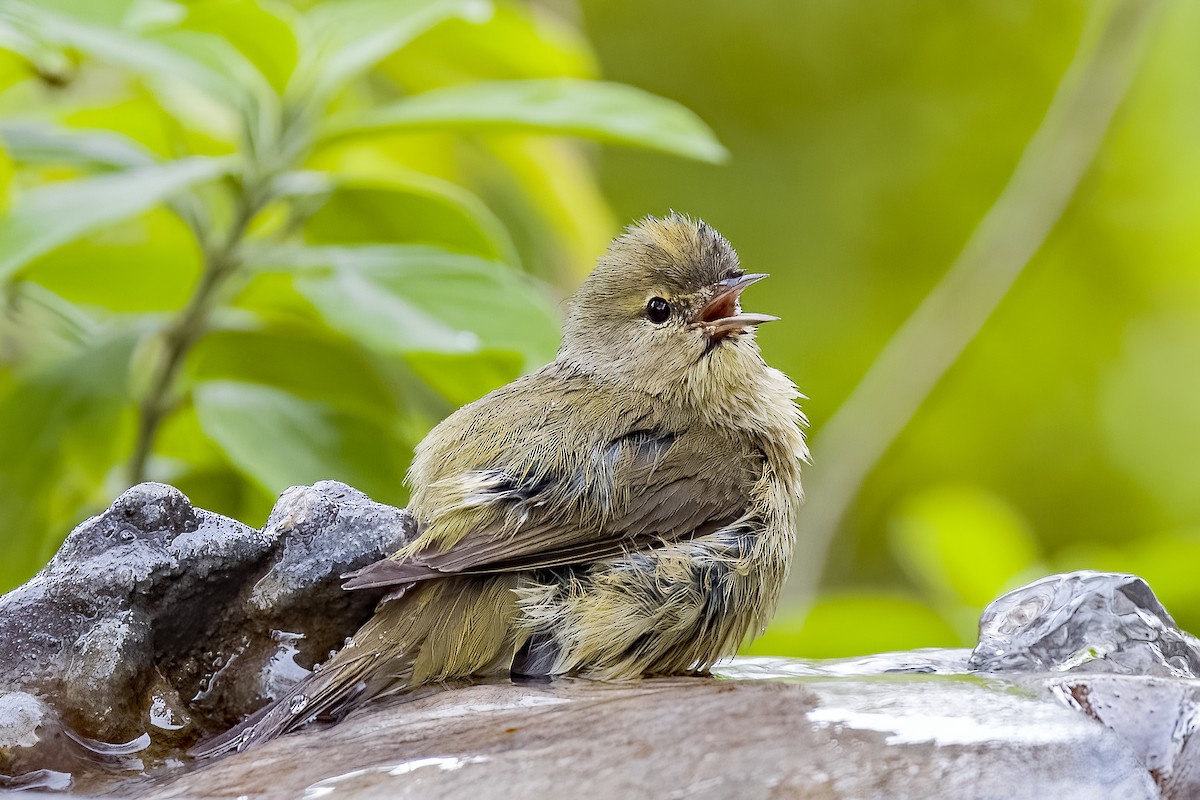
[691, 273, 778, 338]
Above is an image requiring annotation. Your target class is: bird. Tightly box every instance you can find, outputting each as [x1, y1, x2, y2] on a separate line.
[196, 213, 808, 755]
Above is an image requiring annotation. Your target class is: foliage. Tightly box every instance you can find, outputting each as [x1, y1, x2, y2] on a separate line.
[0, 0, 722, 591]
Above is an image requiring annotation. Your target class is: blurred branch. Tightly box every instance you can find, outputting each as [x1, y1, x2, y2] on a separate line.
[127, 187, 265, 484]
[782, 0, 1162, 607]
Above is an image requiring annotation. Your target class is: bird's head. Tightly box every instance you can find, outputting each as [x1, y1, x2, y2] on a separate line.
[559, 214, 779, 402]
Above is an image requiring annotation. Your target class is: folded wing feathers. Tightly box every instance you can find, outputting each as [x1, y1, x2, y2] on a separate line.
[344, 428, 748, 591]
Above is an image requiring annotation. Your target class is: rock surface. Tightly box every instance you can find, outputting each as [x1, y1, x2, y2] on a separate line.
[133, 664, 1160, 800]
[0, 481, 413, 789]
[2, 478, 1199, 799]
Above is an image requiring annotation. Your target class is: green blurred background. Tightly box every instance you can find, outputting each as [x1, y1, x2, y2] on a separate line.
[1, 0, 1196, 658]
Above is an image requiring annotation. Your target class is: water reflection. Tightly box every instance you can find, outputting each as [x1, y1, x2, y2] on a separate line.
[714, 649, 973, 679]
[303, 755, 491, 798]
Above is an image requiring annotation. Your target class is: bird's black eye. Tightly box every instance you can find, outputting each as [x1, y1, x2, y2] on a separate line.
[646, 296, 671, 324]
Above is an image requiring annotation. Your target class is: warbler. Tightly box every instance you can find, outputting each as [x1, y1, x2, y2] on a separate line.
[200, 213, 807, 754]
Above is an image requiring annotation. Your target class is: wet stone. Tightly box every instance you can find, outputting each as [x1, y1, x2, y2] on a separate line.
[137, 671, 1161, 800]
[170, 482, 415, 731]
[0, 481, 413, 787]
[1049, 674, 1200, 799]
[0, 692, 60, 777]
[248, 481, 416, 614]
[967, 570, 1200, 799]
[3, 487, 1200, 800]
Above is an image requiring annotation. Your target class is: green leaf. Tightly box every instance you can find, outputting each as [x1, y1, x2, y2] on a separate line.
[380, 3, 597, 89]
[181, 0, 299, 95]
[147, 27, 279, 108]
[22, 207, 202, 312]
[302, 171, 519, 265]
[0, 333, 136, 591]
[60, 95, 221, 159]
[228, 268, 322, 326]
[0, 123, 155, 169]
[0, 141, 11, 215]
[295, 0, 492, 101]
[0, 156, 231, 281]
[322, 79, 728, 163]
[20, 0, 138, 26]
[0, 50, 30, 96]
[0, 3, 263, 110]
[273, 245, 560, 367]
[473, 136, 616, 282]
[193, 380, 410, 506]
[0, 282, 99, 361]
[405, 349, 524, 407]
[189, 327, 399, 425]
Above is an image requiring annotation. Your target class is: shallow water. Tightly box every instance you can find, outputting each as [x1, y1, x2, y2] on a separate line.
[713, 649, 974, 679]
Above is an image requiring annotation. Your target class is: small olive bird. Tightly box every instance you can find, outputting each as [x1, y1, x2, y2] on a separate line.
[199, 213, 807, 754]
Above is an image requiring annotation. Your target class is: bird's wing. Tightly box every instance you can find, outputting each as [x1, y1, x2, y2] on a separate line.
[344, 427, 761, 589]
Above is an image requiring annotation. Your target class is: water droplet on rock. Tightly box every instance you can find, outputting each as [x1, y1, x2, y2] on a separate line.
[149, 694, 185, 731]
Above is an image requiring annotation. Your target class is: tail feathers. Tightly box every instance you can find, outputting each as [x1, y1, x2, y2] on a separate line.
[342, 556, 442, 589]
[191, 590, 438, 759]
[191, 577, 520, 759]
[191, 646, 391, 758]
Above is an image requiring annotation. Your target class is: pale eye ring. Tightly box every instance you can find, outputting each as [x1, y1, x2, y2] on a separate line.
[646, 296, 670, 324]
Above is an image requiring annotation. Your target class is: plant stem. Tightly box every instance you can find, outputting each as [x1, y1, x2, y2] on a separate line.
[780, 0, 1161, 607]
[127, 189, 261, 485]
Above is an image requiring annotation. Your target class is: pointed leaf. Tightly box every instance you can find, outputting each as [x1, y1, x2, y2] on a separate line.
[23, 207, 202, 312]
[273, 245, 560, 367]
[194, 380, 410, 505]
[181, 0, 299, 94]
[190, 327, 399, 425]
[0, 3, 263, 109]
[295, 0, 491, 100]
[322, 79, 727, 163]
[302, 171, 519, 265]
[0, 333, 136, 591]
[0, 156, 231, 281]
[0, 123, 155, 169]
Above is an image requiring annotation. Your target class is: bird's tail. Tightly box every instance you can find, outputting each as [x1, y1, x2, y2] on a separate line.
[191, 576, 519, 758]
[190, 641, 389, 758]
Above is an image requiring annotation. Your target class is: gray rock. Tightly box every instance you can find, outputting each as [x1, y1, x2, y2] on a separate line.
[180, 482, 414, 730]
[4, 484, 1200, 800]
[968, 570, 1200, 677]
[0, 692, 65, 781]
[136, 667, 1160, 800]
[1048, 674, 1200, 799]
[0, 481, 413, 786]
[248, 482, 417, 615]
[0, 482, 268, 746]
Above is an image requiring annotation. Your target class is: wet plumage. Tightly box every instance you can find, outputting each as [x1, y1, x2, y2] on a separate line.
[198, 213, 807, 755]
